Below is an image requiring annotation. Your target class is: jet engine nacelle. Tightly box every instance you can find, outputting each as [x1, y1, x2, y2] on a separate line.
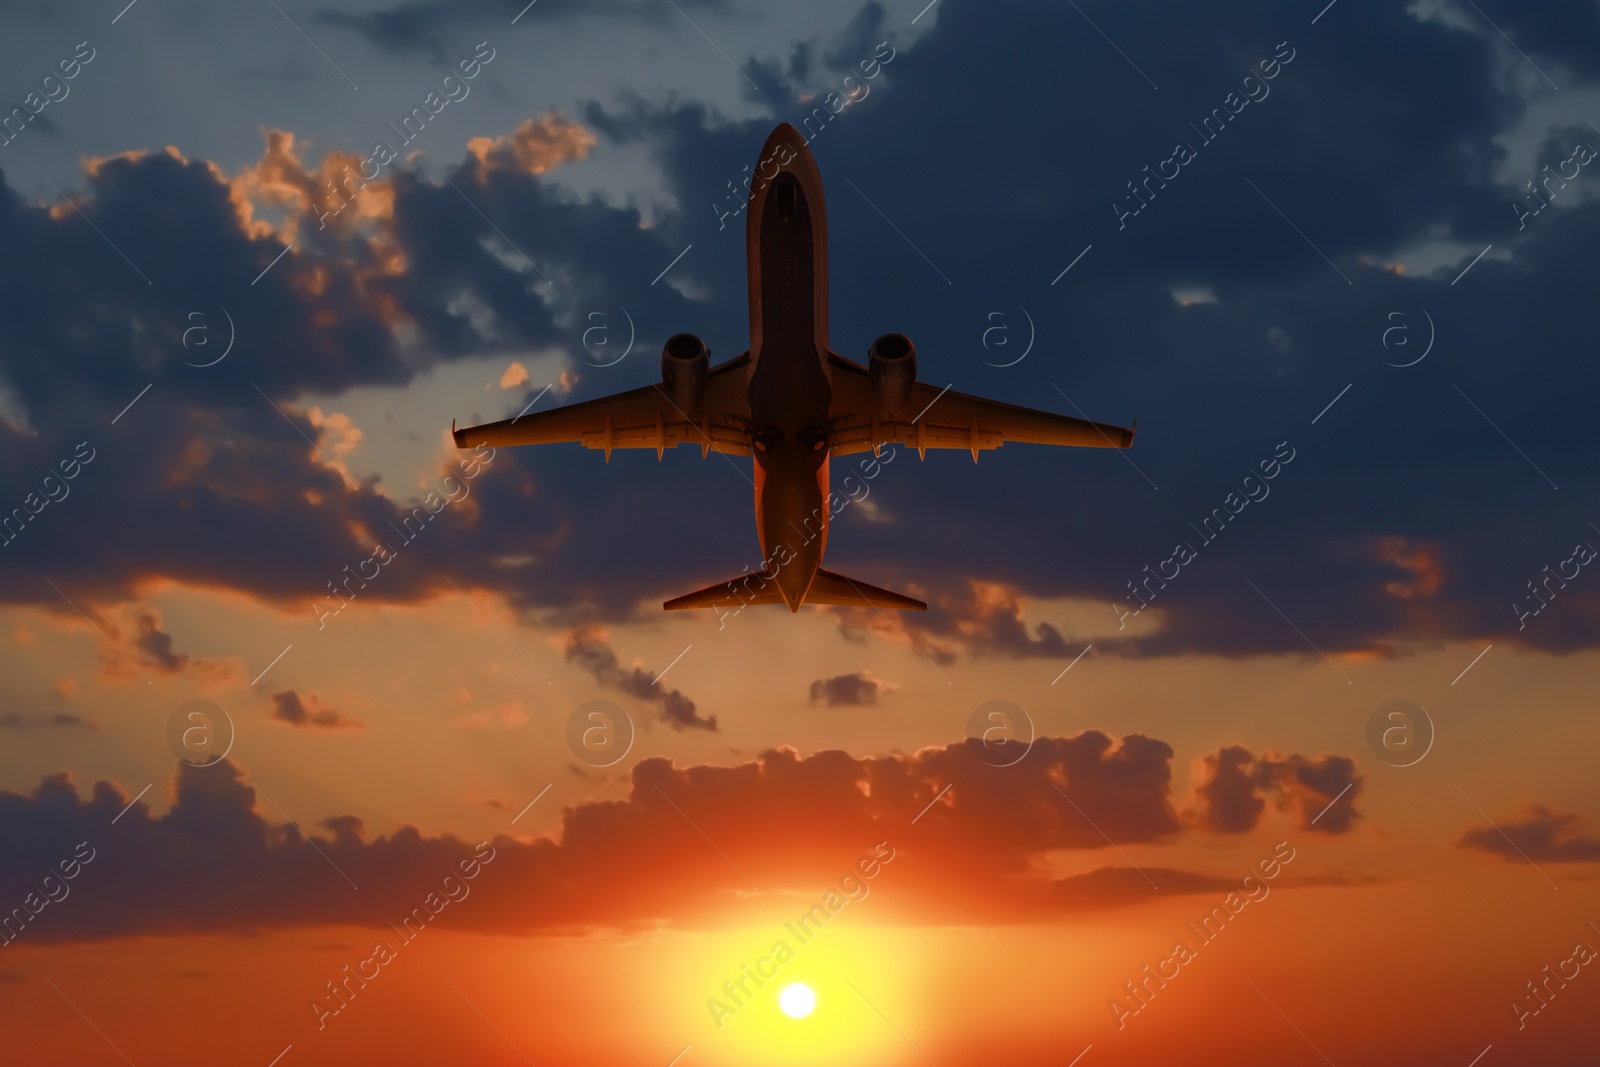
[868, 332, 917, 414]
[661, 333, 710, 412]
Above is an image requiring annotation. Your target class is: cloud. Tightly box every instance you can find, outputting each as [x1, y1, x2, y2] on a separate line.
[315, 0, 733, 61]
[1255, 753, 1363, 834]
[1047, 866, 1252, 910]
[831, 580, 1078, 662]
[923, 581, 1075, 659]
[1187, 748, 1363, 835]
[131, 611, 185, 672]
[499, 361, 529, 389]
[808, 671, 894, 706]
[0, 731, 1361, 941]
[0, 712, 100, 732]
[561, 625, 715, 731]
[1457, 805, 1600, 863]
[467, 115, 598, 177]
[85, 609, 245, 690]
[0, 111, 749, 634]
[1187, 745, 1264, 834]
[269, 691, 364, 731]
[223, 129, 396, 242]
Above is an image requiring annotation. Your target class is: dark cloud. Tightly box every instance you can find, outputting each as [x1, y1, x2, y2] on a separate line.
[562, 625, 715, 731]
[548, 0, 1600, 660]
[0, 126, 738, 628]
[822, 1, 890, 71]
[848, 581, 1077, 660]
[1475, 1, 1600, 86]
[0, 732, 1360, 941]
[1188, 745, 1264, 834]
[79, 608, 243, 688]
[742, 41, 815, 114]
[833, 600, 958, 664]
[131, 611, 184, 672]
[1457, 805, 1600, 863]
[269, 690, 363, 731]
[1188, 747, 1362, 835]
[0, 0, 1596, 666]
[0, 712, 100, 732]
[315, 0, 733, 62]
[1047, 866, 1253, 911]
[1255, 753, 1363, 834]
[808, 671, 889, 706]
[0, 763, 489, 943]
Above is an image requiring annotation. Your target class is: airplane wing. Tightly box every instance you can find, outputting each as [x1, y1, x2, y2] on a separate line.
[452, 354, 752, 459]
[824, 354, 1135, 459]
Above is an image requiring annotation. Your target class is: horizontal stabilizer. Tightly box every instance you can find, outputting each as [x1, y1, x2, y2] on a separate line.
[663, 571, 784, 611]
[806, 569, 927, 611]
[662, 568, 926, 611]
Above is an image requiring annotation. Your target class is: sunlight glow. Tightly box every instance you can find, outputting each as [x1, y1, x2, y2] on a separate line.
[779, 983, 816, 1019]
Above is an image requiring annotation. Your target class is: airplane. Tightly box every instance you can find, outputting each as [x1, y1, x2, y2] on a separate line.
[452, 123, 1135, 614]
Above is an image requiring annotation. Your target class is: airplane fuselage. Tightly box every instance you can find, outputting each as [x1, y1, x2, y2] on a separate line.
[451, 122, 1133, 614]
[743, 126, 836, 610]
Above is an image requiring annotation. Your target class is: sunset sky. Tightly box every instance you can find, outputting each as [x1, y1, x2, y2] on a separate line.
[2, 1, 1599, 1064]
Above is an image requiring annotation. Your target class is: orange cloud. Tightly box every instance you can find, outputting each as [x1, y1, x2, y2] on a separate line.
[226, 129, 397, 243]
[499, 361, 529, 389]
[0, 729, 1374, 944]
[1378, 537, 1444, 600]
[467, 113, 597, 176]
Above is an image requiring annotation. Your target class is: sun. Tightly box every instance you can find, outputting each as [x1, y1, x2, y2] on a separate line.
[778, 983, 816, 1019]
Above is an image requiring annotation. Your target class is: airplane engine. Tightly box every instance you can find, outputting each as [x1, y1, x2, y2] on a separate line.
[868, 332, 917, 414]
[661, 332, 710, 412]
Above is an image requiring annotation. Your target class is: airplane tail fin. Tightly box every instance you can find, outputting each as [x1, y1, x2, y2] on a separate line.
[805, 569, 927, 611]
[663, 571, 784, 611]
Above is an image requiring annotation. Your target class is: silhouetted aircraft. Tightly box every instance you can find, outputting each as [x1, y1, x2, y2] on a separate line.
[453, 123, 1135, 613]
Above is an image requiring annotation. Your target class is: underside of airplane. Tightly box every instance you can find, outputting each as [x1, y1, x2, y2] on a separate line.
[453, 123, 1135, 614]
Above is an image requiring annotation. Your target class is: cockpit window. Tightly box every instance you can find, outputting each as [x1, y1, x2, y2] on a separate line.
[775, 179, 797, 221]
